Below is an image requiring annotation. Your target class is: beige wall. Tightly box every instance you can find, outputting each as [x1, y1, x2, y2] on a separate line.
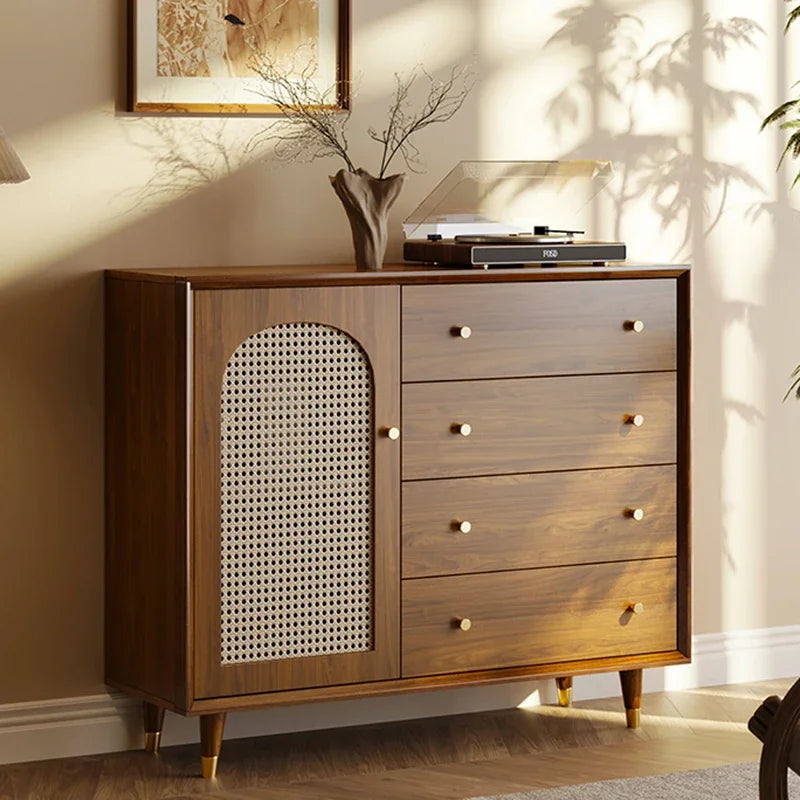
[0, 0, 799, 706]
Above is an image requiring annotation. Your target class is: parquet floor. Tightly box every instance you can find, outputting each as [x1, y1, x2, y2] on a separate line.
[0, 678, 790, 799]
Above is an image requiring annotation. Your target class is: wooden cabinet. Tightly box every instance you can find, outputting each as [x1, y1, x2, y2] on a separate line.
[105, 264, 690, 778]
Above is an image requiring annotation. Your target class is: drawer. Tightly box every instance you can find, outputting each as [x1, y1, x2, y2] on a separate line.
[402, 372, 676, 480]
[402, 465, 677, 578]
[402, 280, 676, 382]
[402, 559, 677, 677]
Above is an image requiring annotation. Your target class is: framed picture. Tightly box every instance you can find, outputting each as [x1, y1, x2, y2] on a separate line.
[129, 0, 350, 114]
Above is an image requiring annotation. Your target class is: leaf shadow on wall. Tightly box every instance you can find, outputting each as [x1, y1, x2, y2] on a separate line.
[545, 4, 764, 259]
[538, 1, 782, 638]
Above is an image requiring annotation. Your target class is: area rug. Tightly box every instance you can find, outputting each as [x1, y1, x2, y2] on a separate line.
[466, 761, 797, 799]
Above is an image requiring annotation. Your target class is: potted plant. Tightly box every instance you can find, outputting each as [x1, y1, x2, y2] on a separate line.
[249, 53, 474, 270]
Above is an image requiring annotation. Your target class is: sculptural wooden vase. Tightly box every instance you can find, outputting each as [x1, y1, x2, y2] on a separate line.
[330, 168, 405, 271]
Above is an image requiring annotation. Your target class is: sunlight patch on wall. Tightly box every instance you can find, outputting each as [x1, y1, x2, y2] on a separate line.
[0, 107, 265, 287]
[356, 0, 476, 99]
[476, 0, 584, 160]
[475, 0, 693, 256]
[721, 314, 767, 630]
[698, 1, 773, 633]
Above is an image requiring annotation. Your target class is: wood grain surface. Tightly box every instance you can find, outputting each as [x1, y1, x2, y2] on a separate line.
[402, 372, 676, 480]
[402, 558, 677, 677]
[192, 286, 400, 699]
[401, 280, 676, 382]
[402, 465, 677, 578]
[106, 263, 690, 288]
[105, 277, 190, 710]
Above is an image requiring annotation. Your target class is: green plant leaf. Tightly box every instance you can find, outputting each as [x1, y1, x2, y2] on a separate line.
[761, 98, 800, 130]
[784, 364, 800, 401]
[786, 3, 800, 32]
[777, 130, 800, 167]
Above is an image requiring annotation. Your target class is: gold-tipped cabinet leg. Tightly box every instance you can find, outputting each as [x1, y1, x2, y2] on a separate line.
[555, 676, 573, 708]
[626, 708, 641, 729]
[620, 668, 643, 729]
[143, 702, 166, 754]
[199, 712, 226, 779]
[201, 755, 219, 780]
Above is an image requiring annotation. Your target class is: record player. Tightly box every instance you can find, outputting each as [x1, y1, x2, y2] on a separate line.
[403, 160, 625, 268]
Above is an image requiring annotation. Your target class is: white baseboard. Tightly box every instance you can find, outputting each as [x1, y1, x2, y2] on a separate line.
[3, 624, 800, 767]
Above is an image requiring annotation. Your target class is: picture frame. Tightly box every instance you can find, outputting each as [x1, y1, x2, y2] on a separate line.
[128, 0, 351, 114]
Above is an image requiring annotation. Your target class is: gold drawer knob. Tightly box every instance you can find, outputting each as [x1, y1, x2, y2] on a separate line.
[625, 320, 645, 333]
[452, 423, 472, 437]
[625, 414, 645, 427]
[452, 325, 472, 339]
[455, 617, 472, 631]
[627, 602, 645, 615]
[626, 508, 645, 521]
[383, 426, 400, 440]
[453, 520, 472, 534]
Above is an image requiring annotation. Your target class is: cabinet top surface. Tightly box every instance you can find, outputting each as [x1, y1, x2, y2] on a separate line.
[106, 262, 690, 288]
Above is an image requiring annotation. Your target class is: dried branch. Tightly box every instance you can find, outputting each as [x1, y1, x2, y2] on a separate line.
[247, 44, 356, 172]
[369, 65, 476, 178]
[247, 41, 474, 179]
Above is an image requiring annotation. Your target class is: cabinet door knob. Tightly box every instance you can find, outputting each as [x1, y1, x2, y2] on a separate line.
[452, 423, 472, 437]
[383, 426, 400, 440]
[453, 520, 472, 534]
[452, 325, 472, 339]
[626, 508, 645, 521]
[627, 602, 645, 615]
[625, 414, 645, 427]
[455, 617, 472, 631]
[625, 320, 645, 333]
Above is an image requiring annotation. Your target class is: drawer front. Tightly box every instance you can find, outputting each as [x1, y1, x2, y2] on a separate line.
[402, 280, 676, 382]
[402, 372, 676, 480]
[402, 559, 677, 677]
[402, 465, 676, 578]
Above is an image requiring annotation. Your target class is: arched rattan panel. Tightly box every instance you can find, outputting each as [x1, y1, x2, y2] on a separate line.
[219, 322, 374, 665]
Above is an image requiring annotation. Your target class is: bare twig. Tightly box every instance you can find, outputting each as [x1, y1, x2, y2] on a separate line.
[248, 43, 356, 172]
[370, 65, 476, 178]
[248, 43, 474, 178]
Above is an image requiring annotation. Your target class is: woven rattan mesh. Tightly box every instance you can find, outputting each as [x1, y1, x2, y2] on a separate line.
[220, 323, 374, 665]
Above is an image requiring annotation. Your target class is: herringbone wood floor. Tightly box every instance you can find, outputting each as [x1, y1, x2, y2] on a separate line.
[0, 679, 791, 800]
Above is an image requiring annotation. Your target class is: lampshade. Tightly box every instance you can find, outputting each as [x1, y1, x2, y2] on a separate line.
[0, 126, 29, 183]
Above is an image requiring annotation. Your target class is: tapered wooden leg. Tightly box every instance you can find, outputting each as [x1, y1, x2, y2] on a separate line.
[200, 713, 226, 779]
[620, 668, 642, 728]
[143, 702, 165, 754]
[555, 676, 573, 707]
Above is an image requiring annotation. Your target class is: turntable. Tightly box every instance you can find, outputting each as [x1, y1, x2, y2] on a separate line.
[403, 160, 626, 268]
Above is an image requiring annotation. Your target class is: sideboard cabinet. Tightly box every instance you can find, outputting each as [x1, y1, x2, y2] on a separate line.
[105, 263, 690, 778]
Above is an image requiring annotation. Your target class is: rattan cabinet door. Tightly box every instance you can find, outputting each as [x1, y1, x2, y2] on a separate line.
[193, 286, 400, 699]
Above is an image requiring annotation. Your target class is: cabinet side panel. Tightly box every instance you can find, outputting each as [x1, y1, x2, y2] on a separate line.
[105, 277, 188, 710]
[677, 270, 692, 656]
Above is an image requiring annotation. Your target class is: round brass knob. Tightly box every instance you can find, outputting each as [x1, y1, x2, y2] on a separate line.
[628, 602, 644, 615]
[452, 423, 472, 437]
[455, 617, 472, 631]
[625, 414, 645, 427]
[383, 426, 400, 440]
[625, 320, 645, 333]
[626, 508, 645, 521]
[453, 520, 472, 534]
[452, 325, 472, 339]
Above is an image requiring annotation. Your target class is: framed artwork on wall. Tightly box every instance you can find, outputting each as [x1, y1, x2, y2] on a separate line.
[128, 0, 351, 114]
